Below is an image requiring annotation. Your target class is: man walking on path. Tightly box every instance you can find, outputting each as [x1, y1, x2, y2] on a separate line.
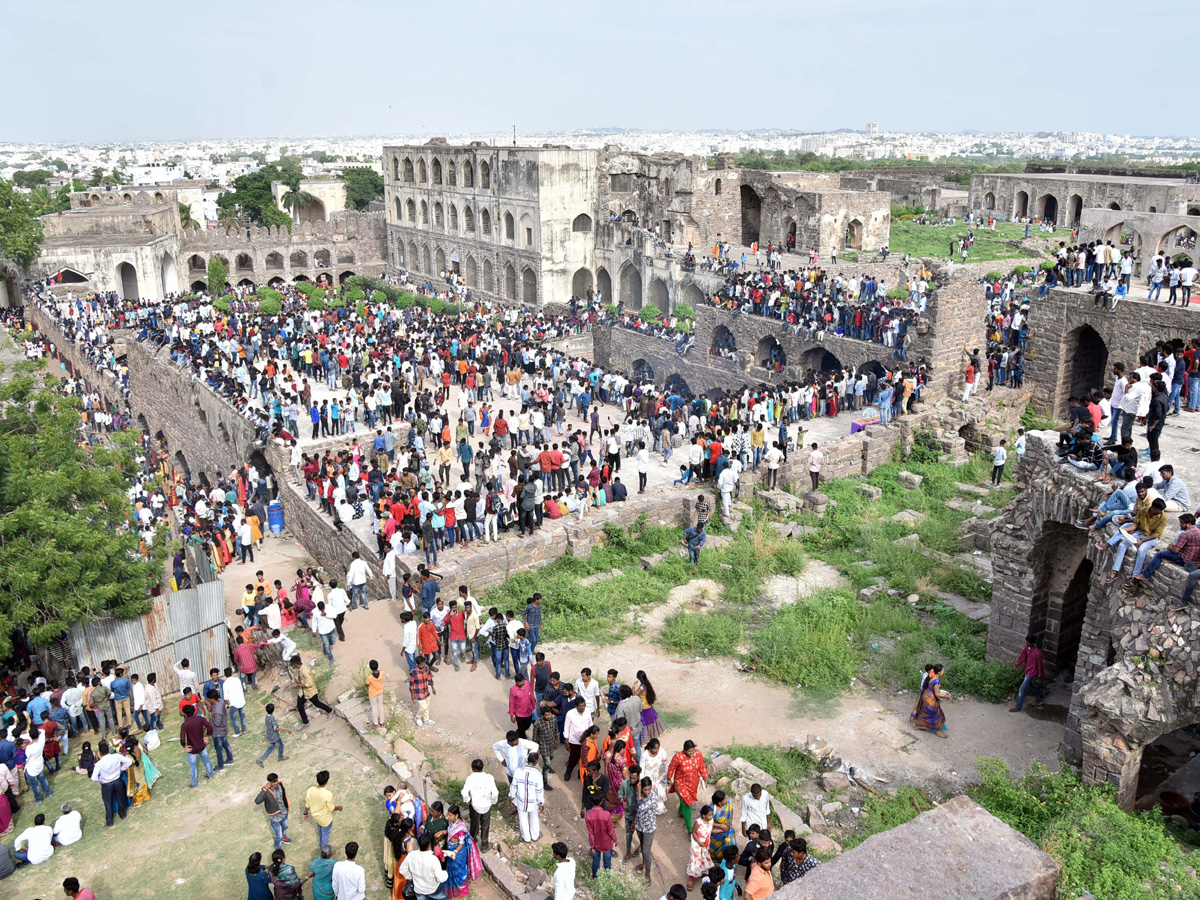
[304, 770, 342, 848]
[408, 656, 436, 727]
[461, 758, 499, 851]
[179, 703, 215, 787]
[255, 772, 291, 849]
[510, 751, 546, 843]
[1009, 636, 1045, 713]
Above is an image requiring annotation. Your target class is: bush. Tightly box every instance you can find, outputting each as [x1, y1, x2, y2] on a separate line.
[660, 610, 744, 657]
[295, 280, 316, 295]
[258, 287, 283, 304]
[328, 297, 346, 309]
[309, 287, 327, 302]
[345, 287, 365, 303]
[984, 271, 1003, 281]
[370, 290, 386, 305]
[909, 429, 943, 464]
[258, 296, 281, 315]
[213, 296, 231, 312]
[307, 297, 326, 311]
[1013, 265, 1031, 277]
[357, 302, 367, 318]
[885, 288, 908, 300]
[1041, 261, 1057, 271]
[675, 301, 695, 320]
[590, 871, 647, 900]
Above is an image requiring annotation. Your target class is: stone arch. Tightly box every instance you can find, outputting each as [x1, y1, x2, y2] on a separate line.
[1103, 222, 1141, 257]
[407, 241, 419, 270]
[267, 276, 285, 288]
[293, 275, 310, 283]
[421, 245, 431, 273]
[237, 278, 255, 289]
[740, 184, 762, 245]
[664, 373, 692, 396]
[339, 270, 355, 283]
[710, 324, 736, 355]
[337, 249, 355, 265]
[432, 158, 442, 185]
[417, 159, 427, 183]
[235, 252, 253, 272]
[784, 216, 797, 246]
[393, 156, 401, 180]
[648, 277, 670, 314]
[803, 348, 843, 373]
[136, 413, 150, 434]
[265, 251, 284, 270]
[160, 254, 179, 294]
[447, 161, 457, 186]
[983, 191, 996, 210]
[463, 161, 474, 188]
[571, 267, 593, 298]
[479, 161, 490, 189]
[187, 254, 206, 273]
[1188, 207, 1200, 217]
[862, 360, 887, 379]
[1065, 324, 1108, 409]
[504, 212, 515, 241]
[315, 272, 334, 287]
[572, 213, 592, 233]
[682, 282, 705, 309]
[420, 200, 428, 225]
[845, 218, 864, 250]
[756, 335, 785, 369]
[483, 259, 494, 293]
[406, 198, 416, 223]
[54, 267, 89, 284]
[1068, 193, 1083, 225]
[449, 204, 458, 231]
[1036, 194, 1059, 224]
[1159, 224, 1198, 256]
[435, 247, 446, 273]
[1014, 190, 1029, 219]
[190, 280, 207, 291]
[619, 264, 643, 308]
[521, 266, 537, 304]
[463, 205, 475, 233]
[403, 157, 415, 182]
[394, 196, 402, 221]
[117, 261, 139, 300]
[714, 178, 722, 196]
[154, 191, 165, 204]
[597, 267, 612, 304]
[290, 250, 308, 268]
[1108, 201, 1121, 211]
[504, 263, 517, 300]
[632, 358, 655, 382]
[481, 208, 492, 235]
[465, 255, 478, 288]
[173, 449, 191, 479]
[296, 197, 326, 223]
[434, 202, 444, 228]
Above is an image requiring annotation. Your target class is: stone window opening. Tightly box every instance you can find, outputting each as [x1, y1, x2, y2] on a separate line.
[432, 159, 442, 185]
[449, 205, 458, 231]
[448, 162, 457, 186]
[435, 202, 444, 228]
[715, 178, 722, 195]
[464, 206, 475, 232]
[481, 208, 491, 235]
[479, 161, 490, 189]
[418, 159, 427, 183]
[504, 212, 515, 241]
[572, 213, 592, 233]
[403, 158, 415, 182]
[463, 162, 474, 188]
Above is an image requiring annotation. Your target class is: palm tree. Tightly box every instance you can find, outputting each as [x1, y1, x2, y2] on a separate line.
[280, 189, 314, 221]
[178, 202, 199, 231]
[28, 186, 52, 215]
[217, 211, 240, 233]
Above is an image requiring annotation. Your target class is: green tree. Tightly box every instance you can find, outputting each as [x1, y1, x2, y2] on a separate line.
[28, 185, 52, 215]
[178, 202, 199, 231]
[0, 376, 162, 655]
[343, 167, 383, 210]
[0, 179, 45, 272]
[218, 164, 294, 225]
[280, 188, 314, 219]
[89, 167, 105, 186]
[13, 169, 53, 189]
[207, 255, 229, 295]
[260, 203, 292, 230]
[49, 158, 69, 173]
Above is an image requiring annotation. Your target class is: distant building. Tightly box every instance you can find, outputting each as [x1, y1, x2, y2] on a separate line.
[866, 122, 880, 137]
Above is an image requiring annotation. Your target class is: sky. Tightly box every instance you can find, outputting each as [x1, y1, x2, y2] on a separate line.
[5, 0, 1181, 143]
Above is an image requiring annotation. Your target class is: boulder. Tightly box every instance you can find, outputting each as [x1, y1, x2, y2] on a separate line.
[955, 482, 991, 496]
[759, 489, 802, 514]
[802, 490, 830, 509]
[805, 833, 843, 856]
[709, 754, 734, 774]
[806, 803, 826, 830]
[822, 801, 844, 815]
[770, 521, 796, 538]
[730, 757, 778, 791]
[820, 772, 851, 792]
[892, 509, 927, 528]
[773, 800, 812, 837]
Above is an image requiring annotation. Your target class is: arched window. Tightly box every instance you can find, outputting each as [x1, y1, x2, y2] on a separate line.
[505, 263, 517, 299]
[715, 178, 722, 195]
[432, 159, 442, 185]
[522, 267, 537, 304]
[463, 206, 475, 232]
[463, 162, 474, 188]
[448, 162, 457, 186]
[449, 205, 458, 231]
[572, 213, 592, 233]
[421, 200, 429, 224]
[403, 158, 415, 182]
[483, 258, 494, 292]
[480, 161, 491, 189]
[481, 208, 491, 235]
[394, 197, 402, 221]
[392, 157, 400, 180]
[406, 199, 416, 223]
[435, 202, 444, 228]
[504, 212, 515, 241]
[418, 159, 427, 183]
[520, 213, 534, 247]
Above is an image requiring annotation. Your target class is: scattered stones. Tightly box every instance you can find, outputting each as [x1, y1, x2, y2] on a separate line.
[770, 521, 796, 538]
[730, 757, 778, 791]
[857, 484, 883, 502]
[822, 801, 844, 815]
[773, 800, 813, 837]
[898, 471, 924, 490]
[858, 585, 885, 604]
[892, 509, 927, 528]
[759, 489, 802, 515]
[820, 772, 851, 792]
[579, 569, 619, 587]
[806, 803, 827, 830]
[955, 482, 991, 496]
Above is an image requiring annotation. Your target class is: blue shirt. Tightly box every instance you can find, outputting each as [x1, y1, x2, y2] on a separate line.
[26, 696, 52, 724]
[109, 678, 132, 701]
[420, 579, 440, 613]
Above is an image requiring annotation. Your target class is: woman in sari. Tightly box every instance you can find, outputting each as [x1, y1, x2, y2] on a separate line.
[639, 738, 669, 815]
[124, 734, 159, 807]
[387, 816, 417, 900]
[910, 663, 952, 738]
[602, 720, 634, 769]
[667, 740, 709, 834]
[709, 790, 737, 857]
[0, 789, 12, 836]
[248, 511, 264, 547]
[444, 805, 483, 898]
[686, 804, 715, 890]
[268, 848, 308, 900]
[212, 528, 233, 569]
[578, 725, 601, 784]
[603, 739, 628, 819]
[633, 671, 664, 742]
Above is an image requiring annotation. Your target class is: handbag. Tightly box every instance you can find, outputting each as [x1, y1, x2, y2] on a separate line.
[144, 729, 161, 750]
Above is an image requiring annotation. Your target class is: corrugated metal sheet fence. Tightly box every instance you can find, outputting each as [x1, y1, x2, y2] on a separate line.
[66, 582, 229, 694]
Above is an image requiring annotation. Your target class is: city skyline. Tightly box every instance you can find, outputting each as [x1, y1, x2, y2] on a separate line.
[8, 0, 1183, 143]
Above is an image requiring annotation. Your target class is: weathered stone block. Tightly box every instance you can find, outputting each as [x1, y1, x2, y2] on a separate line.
[898, 471, 924, 490]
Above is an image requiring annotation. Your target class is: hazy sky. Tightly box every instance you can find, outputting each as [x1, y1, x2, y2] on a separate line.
[7, 0, 1179, 143]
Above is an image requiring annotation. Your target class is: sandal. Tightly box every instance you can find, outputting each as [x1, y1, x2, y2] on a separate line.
[1105, 572, 1120, 584]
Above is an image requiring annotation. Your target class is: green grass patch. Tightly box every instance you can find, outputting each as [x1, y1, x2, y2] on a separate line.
[840, 787, 933, 850]
[972, 758, 1200, 900]
[655, 706, 697, 730]
[660, 609, 745, 657]
[724, 742, 818, 812]
[886, 220, 1052, 263]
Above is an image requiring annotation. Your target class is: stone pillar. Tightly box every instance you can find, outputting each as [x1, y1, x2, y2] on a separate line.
[1080, 721, 1142, 811]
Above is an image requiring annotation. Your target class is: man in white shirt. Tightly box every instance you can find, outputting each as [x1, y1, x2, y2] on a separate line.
[551, 842, 577, 900]
[493, 731, 539, 783]
[461, 758, 500, 851]
[1119, 372, 1149, 444]
[399, 834, 448, 899]
[510, 753, 546, 843]
[345, 551, 372, 610]
[574, 668, 602, 718]
[53, 802, 84, 846]
[382, 547, 398, 600]
[14, 813, 54, 865]
[739, 783, 773, 835]
[563, 697, 591, 776]
[23, 730, 50, 802]
[717, 464, 737, 520]
[325, 580, 351, 642]
[331, 841, 367, 900]
[223, 669, 247, 736]
[1108, 363, 1127, 444]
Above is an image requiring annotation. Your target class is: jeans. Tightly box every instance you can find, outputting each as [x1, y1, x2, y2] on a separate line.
[527, 626, 540, 652]
[213, 735, 233, 768]
[230, 705, 246, 734]
[316, 821, 333, 848]
[1189, 376, 1200, 410]
[417, 891, 448, 900]
[133, 709, 151, 732]
[187, 748, 215, 786]
[592, 849, 612, 877]
[1107, 408, 1122, 444]
[1109, 530, 1158, 575]
[269, 813, 289, 850]
[259, 739, 285, 763]
[1013, 675, 1044, 710]
[320, 630, 336, 663]
[349, 583, 368, 609]
[95, 704, 115, 738]
[27, 771, 52, 802]
[491, 647, 510, 678]
[148, 710, 163, 731]
[1143, 549, 1196, 581]
[450, 639, 467, 667]
[1170, 384, 1183, 414]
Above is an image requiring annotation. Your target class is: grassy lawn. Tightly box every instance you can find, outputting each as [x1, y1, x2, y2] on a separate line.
[3, 679, 391, 899]
[886, 220, 1053, 263]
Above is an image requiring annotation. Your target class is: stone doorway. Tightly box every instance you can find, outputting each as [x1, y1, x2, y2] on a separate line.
[1066, 325, 1108, 409]
[740, 184, 761, 246]
[1028, 523, 1092, 675]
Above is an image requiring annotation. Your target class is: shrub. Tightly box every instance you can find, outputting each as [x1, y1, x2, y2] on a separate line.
[590, 871, 647, 900]
[295, 280, 316, 295]
[885, 288, 908, 300]
[328, 297, 346, 309]
[674, 301, 695, 320]
[258, 287, 283, 304]
[660, 610, 744, 656]
[1013, 265, 1030, 277]
[309, 287, 327, 302]
[1041, 260, 1057, 271]
[258, 296, 281, 315]
[909, 429, 943, 464]
[213, 296, 231, 312]
[307, 297, 326, 311]
[357, 302, 367, 318]
[345, 287, 365, 303]
[370, 291, 386, 305]
[984, 271, 1003, 281]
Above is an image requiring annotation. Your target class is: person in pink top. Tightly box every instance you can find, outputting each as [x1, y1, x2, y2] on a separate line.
[1008, 635, 1045, 713]
[508, 674, 536, 740]
[64, 878, 97, 900]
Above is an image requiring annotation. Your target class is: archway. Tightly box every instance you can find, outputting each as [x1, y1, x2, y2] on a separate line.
[338, 270, 355, 284]
[268, 276, 285, 288]
[597, 267, 612, 305]
[571, 267, 593, 299]
[235, 252, 254, 272]
[190, 280, 207, 292]
[117, 262, 139, 300]
[648, 278, 670, 315]
[710, 325, 736, 357]
[173, 450, 191, 480]
[740, 184, 762, 246]
[482, 259, 494, 293]
[983, 191, 996, 211]
[862, 360, 887, 379]
[188, 254, 206, 273]
[160, 254, 179, 294]
[464, 256, 478, 289]
[1036, 194, 1059, 224]
[237, 278, 255, 289]
[682, 282, 705, 310]
[632, 358, 654, 383]
[756, 336, 785, 370]
[504, 264, 517, 300]
[290, 250, 308, 269]
[1160, 225, 1198, 256]
[296, 197, 326, 223]
[435, 248, 446, 274]
[407, 242, 419, 271]
[265, 252, 284, 270]
[521, 267, 537, 305]
[1068, 194, 1083, 226]
[1065, 325, 1108, 407]
[664, 373, 692, 396]
[1104, 222, 1140, 256]
[314, 249, 331, 268]
[845, 219, 863, 250]
[1014, 190, 1029, 219]
[619, 265, 642, 309]
[784, 217, 797, 247]
[1026, 522, 1092, 675]
[315, 273, 333, 287]
[1108, 202, 1121, 211]
[136, 413, 150, 434]
[803, 348, 843, 373]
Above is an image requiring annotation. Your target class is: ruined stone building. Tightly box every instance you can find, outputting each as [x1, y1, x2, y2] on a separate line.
[382, 139, 891, 312]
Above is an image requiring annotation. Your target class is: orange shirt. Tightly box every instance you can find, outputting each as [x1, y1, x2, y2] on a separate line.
[366, 672, 384, 697]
